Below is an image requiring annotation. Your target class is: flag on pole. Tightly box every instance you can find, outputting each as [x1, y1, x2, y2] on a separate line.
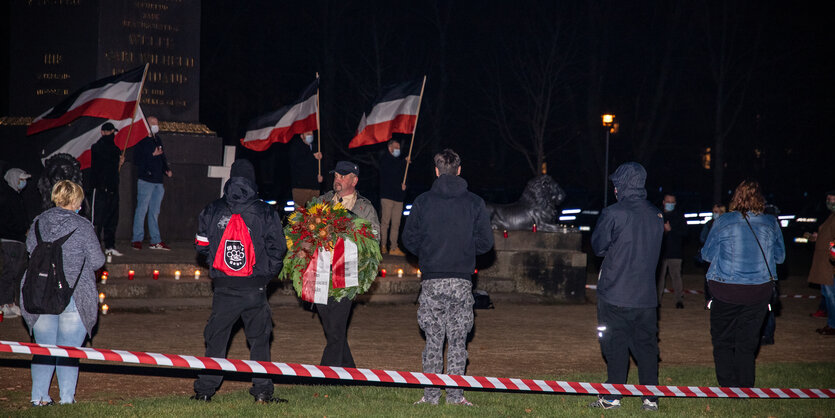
[348, 79, 423, 149]
[240, 79, 319, 151]
[35, 107, 150, 169]
[27, 66, 146, 136]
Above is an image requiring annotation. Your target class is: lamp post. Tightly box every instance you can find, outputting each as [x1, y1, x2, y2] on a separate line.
[601, 114, 616, 208]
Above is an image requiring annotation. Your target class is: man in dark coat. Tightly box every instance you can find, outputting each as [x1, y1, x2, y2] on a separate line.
[589, 162, 663, 412]
[191, 159, 287, 403]
[0, 168, 31, 318]
[90, 122, 124, 257]
[402, 149, 494, 406]
[658, 193, 687, 308]
[289, 131, 323, 207]
[131, 116, 173, 250]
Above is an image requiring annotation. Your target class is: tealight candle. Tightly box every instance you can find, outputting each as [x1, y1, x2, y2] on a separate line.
[101, 271, 108, 284]
[532, 224, 537, 233]
[98, 292, 105, 303]
[174, 270, 181, 280]
[474, 269, 478, 274]
[101, 304, 109, 315]
[128, 270, 135, 280]
[397, 268, 404, 278]
[416, 269, 422, 278]
[380, 269, 387, 278]
[503, 230, 508, 238]
[153, 270, 159, 280]
[194, 270, 201, 279]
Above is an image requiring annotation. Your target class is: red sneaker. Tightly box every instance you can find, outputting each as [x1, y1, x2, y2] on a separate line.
[810, 309, 827, 318]
[132, 241, 142, 250]
[149, 242, 171, 251]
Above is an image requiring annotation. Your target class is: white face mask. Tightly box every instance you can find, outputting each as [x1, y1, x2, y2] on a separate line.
[392, 149, 401, 158]
[18, 180, 26, 190]
[150, 125, 160, 134]
[304, 134, 314, 144]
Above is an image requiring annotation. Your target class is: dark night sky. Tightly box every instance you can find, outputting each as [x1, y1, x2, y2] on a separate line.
[3, 1, 833, 212]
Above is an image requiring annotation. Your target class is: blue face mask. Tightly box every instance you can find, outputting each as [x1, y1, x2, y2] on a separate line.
[304, 134, 314, 145]
[18, 180, 26, 190]
[664, 203, 676, 212]
[392, 149, 401, 158]
[74, 208, 81, 214]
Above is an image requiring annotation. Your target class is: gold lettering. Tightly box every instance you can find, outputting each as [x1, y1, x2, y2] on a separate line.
[37, 73, 71, 80]
[36, 88, 70, 96]
[43, 53, 63, 65]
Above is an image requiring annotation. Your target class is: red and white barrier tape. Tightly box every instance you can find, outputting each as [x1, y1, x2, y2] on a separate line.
[584, 285, 818, 299]
[1, 340, 832, 399]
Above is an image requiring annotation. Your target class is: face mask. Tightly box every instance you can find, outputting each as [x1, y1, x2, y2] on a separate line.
[18, 180, 26, 190]
[712, 212, 720, 218]
[304, 134, 314, 145]
[150, 125, 160, 134]
[392, 149, 401, 158]
[664, 203, 676, 212]
[74, 208, 81, 214]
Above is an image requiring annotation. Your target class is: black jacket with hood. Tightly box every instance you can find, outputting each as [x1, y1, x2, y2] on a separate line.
[402, 174, 494, 281]
[195, 159, 286, 288]
[591, 162, 664, 308]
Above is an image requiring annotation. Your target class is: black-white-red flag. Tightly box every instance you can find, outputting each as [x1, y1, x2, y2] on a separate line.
[27, 66, 145, 135]
[348, 79, 423, 149]
[240, 79, 319, 151]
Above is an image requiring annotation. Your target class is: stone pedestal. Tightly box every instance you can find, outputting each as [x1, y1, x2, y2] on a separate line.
[478, 229, 587, 303]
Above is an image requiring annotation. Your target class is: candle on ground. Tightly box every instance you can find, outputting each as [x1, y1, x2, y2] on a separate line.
[128, 270, 135, 280]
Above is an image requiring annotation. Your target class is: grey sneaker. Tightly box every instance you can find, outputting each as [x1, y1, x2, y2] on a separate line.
[413, 396, 438, 405]
[641, 399, 659, 411]
[1, 304, 20, 318]
[589, 397, 621, 409]
[446, 397, 474, 406]
[105, 248, 124, 257]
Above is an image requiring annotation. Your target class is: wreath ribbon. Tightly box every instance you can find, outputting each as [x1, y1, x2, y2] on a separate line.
[301, 238, 359, 304]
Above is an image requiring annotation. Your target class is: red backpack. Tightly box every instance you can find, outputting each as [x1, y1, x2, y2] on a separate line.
[212, 213, 256, 276]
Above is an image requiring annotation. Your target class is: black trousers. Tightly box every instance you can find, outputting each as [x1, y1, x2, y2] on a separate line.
[710, 298, 768, 388]
[0, 242, 27, 305]
[316, 297, 355, 368]
[194, 287, 274, 397]
[596, 300, 659, 402]
[93, 188, 119, 249]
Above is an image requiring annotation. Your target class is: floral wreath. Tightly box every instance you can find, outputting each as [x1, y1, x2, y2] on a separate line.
[279, 200, 381, 301]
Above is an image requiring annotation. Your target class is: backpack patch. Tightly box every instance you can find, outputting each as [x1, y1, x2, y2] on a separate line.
[212, 213, 255, 276]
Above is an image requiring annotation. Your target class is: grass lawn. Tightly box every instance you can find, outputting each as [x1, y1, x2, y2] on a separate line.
[3, 362, 833, 417]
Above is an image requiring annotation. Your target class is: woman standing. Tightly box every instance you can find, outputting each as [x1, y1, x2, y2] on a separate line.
[20, 180, 105, 406]
[701, 180, 785, 388]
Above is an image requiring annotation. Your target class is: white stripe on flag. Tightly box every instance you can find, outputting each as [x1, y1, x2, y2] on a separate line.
[33, 81, 141, 122]
[314, 248, 332, 305]
[365, 95, 420, 125]
[344, 239, 359, 287]
[242, 94, 317, 143]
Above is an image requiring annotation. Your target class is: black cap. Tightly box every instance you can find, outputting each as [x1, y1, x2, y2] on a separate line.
[330, 160, 359, 176]
[230, 159, 256, 183]
[101, 122, 118, 132]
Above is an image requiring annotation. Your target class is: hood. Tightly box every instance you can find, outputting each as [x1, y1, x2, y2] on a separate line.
[37, 207, 79, 238]
[224, 160, 258, 210]
[609, 162, 647, 201]
[431, 174, 468, 197]
[4, 168, 30, 192]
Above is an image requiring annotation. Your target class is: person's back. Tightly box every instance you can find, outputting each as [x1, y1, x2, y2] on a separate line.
[702, 211, 784, 285]
[592, 163, 663, 308]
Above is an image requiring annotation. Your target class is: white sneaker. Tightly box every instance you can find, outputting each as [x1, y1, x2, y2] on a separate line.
[641, 399, 659, 411]
[1, 304, 20, 318]
[105, 248, 124, 257]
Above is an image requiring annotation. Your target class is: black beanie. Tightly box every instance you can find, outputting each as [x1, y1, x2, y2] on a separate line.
[230, 159, 256, 183]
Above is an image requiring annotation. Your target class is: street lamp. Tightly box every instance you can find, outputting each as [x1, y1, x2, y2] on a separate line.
[601, 114, 616, 208]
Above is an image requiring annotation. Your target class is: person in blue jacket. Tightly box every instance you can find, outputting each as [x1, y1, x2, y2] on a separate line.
[590, 162, 664, 412]
[701, 180, 785, 388]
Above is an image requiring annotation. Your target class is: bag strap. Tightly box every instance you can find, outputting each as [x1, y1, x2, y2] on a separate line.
[69, 257, 86, 291]
[742, 214, 775, 282]
[34, 219, 43, 244]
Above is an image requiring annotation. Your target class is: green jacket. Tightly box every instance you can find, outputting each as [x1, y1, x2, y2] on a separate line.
[316, 190, 380, 241]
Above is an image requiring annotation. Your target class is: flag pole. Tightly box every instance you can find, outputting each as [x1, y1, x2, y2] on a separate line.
[119, 63, 150, 171]
[315, 72, 322, 180]
[402, 75, 427, 186]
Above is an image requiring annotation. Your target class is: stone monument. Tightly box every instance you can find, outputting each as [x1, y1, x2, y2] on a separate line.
[2, 0, 222, 241]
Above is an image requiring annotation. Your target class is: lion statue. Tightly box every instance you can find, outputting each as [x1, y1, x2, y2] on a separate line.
[485, 175, 566, 232]
[37, 153, 86, 211]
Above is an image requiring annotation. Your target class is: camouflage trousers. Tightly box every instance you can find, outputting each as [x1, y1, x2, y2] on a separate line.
[417, 278, 474, 403]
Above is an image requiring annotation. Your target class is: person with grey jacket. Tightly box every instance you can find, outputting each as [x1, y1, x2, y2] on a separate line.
[20, 180, 105, 406]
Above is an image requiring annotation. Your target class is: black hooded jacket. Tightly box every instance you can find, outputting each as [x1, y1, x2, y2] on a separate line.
[195, 160, 286, 288]
[591, 162, 664, 308]
[402, 174, 494, 280]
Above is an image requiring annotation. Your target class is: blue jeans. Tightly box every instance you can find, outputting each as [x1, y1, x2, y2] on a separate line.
[31, 299, 87, 405]
[822, 278, 835, 328]
[132, 179, 165, 244]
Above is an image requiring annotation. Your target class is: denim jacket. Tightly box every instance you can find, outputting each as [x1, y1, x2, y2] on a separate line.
[701, 211, 785, 285]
